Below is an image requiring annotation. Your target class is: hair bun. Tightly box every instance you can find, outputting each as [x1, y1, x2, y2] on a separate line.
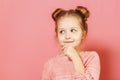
[52, 8, 65, 21]
[75, 6, 90, 21]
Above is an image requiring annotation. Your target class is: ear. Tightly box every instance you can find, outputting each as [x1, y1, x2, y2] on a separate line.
[82, 31, 87, 40]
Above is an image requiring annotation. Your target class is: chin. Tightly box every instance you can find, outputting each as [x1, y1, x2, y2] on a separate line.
[64, 44, 78, 48]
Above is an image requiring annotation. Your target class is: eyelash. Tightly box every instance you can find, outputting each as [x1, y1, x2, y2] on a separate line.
[59, 30, 65, 34]
[59, 29, 77, 34]
[71, 29, 76, 32]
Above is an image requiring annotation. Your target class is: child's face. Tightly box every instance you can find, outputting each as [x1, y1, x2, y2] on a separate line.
[57, 16, 83, 48]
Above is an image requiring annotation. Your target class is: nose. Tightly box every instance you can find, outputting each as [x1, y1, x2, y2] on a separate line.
[65, 32, 71, 39]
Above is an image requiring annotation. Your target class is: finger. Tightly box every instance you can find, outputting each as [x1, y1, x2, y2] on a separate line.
[61, 46, 65, 50]
[61, 45, 67, 50]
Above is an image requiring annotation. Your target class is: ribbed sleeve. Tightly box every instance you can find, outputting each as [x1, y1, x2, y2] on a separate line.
[41, 51, 100, 80]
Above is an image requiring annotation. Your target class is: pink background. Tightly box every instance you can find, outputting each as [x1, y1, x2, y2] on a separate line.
[0, 0, 120, 80]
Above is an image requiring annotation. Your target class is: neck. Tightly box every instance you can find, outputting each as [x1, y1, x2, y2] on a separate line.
[75, 46, 83, 54]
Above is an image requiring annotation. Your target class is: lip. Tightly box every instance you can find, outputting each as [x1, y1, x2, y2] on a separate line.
[64, 41, 74, 43]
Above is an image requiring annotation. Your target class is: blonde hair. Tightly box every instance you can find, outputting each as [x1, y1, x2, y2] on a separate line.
[52, 6, 90, 38]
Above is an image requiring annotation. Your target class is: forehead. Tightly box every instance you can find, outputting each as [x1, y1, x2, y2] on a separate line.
[57, 16, 82, 29]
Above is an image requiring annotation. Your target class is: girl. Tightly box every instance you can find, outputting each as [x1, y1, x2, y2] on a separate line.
[42, 6, 100, 80]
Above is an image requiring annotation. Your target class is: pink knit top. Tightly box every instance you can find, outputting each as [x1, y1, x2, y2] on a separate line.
[41, 51, 100, 80]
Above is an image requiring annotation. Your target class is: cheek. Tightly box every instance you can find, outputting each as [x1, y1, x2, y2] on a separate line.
[74, 33, 83, 41]
[58, 35, 64, 42]
[74, 36, 82, 46]
[75, 37, 82, 44]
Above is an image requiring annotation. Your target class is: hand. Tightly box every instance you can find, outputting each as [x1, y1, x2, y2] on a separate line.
[62, 46, 85, 73]
[62, 46, 79, 60]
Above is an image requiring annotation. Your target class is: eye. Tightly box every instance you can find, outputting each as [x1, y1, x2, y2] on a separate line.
[59, 30, 65, 34]
[71, 29, 77, 33]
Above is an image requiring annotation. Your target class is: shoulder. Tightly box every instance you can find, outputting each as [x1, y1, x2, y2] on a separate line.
[82, 51, 100, 61]
[43, 55, 60, 67]
[84, 51, 99, 57]
[82, 51, 100, 66]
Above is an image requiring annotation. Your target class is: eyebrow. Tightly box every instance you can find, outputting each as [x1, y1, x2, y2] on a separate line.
[58, 28, 64, 31]
[70, 27, 78, 29]
[59, 27, 78, 29]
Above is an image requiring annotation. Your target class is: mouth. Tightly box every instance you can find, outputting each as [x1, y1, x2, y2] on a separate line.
[64, 41, 74, 43]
